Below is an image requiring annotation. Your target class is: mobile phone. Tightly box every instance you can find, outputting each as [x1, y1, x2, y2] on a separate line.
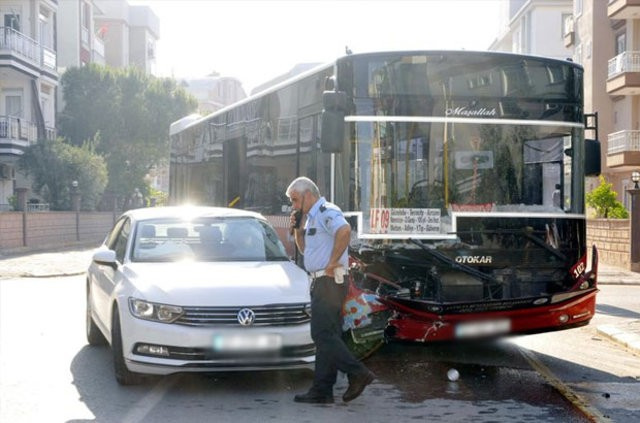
[293, 210, 303, 229]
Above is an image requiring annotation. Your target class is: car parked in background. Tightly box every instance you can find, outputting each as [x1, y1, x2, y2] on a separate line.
[85, 206, 313, 385]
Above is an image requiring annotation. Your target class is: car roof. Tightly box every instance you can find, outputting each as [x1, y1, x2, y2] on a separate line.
[122, 206, 267, 223]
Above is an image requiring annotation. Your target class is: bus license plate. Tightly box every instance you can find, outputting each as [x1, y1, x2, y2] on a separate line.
[213, 333, 282, 352]
[455, 319, 511, 339]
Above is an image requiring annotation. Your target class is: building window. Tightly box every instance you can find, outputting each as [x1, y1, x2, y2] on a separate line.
[616, 32, 626, 55]
[5, 95, 24, 118]
[561, 13, 572, 38]
[81, 1, 91, 29]
[3, 13, 20, 31]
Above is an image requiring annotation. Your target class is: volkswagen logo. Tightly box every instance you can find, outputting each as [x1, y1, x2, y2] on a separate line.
[237, 308, 256, 326]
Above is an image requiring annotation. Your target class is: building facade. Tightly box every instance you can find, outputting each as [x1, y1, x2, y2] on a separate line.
[597, 0, 640, 209]
[180, 76, 246, 115]
[0, 0, 58, 209]
[93, 0, 158, 73]
[56, 0, 105, 71]
[489, 0, 640, 208]
[489, 0, 574, 61]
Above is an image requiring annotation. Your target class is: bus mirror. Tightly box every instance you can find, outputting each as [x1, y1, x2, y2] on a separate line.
[323, 90, 347, 110]
[585, 138, 601, 177]
[321, 109, 345, 153]
[320, 91, 347, 153]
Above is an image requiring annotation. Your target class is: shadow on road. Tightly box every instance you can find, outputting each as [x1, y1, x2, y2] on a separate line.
[68, 344, 313, 423]
[63, 338, 637, 422]
[596, 303, 640, 319]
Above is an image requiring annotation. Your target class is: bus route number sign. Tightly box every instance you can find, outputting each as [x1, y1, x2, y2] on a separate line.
[369, 208, 440, 234]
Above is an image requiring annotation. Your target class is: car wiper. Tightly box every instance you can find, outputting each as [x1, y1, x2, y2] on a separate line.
[454, 227, 566, 261]
[266, 256, 291, 261]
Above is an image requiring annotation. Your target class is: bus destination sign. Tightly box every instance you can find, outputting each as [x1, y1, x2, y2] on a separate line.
[369, 208, 440, 234]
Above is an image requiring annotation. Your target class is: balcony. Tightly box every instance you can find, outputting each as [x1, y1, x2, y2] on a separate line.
[607, 130, 640, 169]
[92, 37, 106, 65]
[0, 26, 57, 77]
[608, 0, 640, 19]
[607, 51, 640, 95]
[0, 116, 38, 156]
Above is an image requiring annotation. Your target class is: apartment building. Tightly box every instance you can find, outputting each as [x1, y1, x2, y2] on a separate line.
[492, 0, 640, 207]
[180, 76, 246, 115]
[56, 0, 105, 71]
[595, 0, 640, 208]
[93, 0, 158, 73]
[489, 0, 574, 61]
[0, 0, 58, 209]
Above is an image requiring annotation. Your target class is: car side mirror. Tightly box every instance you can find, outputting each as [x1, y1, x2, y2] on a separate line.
[93, 249, 118, 270]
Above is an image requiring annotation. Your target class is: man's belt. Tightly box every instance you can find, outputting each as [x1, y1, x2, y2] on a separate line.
[309, 270, 327, 279]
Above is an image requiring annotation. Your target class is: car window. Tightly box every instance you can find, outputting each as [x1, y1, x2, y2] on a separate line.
[105, 218, 126, 249]
[131, 217, 289, 262]
[113, 219, 131, 263]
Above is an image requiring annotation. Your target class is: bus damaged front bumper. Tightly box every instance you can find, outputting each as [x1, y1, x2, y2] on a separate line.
[382, 246, 599, 343]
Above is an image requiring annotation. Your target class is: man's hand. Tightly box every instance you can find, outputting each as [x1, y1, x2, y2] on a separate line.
[289, 210, 303, 235]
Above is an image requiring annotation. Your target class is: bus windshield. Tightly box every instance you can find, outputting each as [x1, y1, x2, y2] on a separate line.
[351, 121, 578, 237]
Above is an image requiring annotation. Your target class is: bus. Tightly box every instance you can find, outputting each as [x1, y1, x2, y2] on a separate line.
[169, 50, 601, 345]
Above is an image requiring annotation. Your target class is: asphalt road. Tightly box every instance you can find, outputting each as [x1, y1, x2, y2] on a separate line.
[1, 272, 638, 422]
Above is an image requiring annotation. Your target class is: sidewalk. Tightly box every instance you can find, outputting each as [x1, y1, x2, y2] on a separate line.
[1, 248, 638, 355]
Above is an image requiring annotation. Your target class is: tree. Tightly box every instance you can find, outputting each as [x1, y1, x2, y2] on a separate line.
[58, 64, 197, 199]
[18, 137, 108, 210]
[586, 175, 629, 219]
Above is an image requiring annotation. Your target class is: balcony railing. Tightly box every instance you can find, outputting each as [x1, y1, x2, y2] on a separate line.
[608, 130, 640, 154]
[0, 26, 56, 72]
[0, 116, 38, 145]
[608, 51, 640, 79]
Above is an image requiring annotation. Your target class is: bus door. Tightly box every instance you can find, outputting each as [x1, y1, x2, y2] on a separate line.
[223, 137, 246, 208]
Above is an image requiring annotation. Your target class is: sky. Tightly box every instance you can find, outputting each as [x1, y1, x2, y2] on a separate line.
[130, 0, 506, 93]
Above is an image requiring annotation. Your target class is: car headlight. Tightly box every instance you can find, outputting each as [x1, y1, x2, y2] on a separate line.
[129, 298, 184, 323]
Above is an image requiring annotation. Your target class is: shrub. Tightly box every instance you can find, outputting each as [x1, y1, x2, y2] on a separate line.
[586, 175, 629, 218]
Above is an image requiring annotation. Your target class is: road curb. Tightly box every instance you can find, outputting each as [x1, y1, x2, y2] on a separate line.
[596, 323, 640, 356]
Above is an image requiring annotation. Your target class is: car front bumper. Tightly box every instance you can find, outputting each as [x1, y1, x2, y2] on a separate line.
[120, 316, 315, 375]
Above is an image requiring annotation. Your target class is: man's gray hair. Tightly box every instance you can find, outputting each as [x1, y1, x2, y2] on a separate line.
[286, 176, 320, 198]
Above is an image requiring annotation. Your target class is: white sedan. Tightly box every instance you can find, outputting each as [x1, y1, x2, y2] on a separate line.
[86, 206, 313, 385]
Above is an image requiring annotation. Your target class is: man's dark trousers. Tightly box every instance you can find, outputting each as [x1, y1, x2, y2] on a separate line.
[309, 275, 366, 394]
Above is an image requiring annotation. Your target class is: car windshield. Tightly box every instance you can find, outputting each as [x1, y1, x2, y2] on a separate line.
[131, 217, 289, 262]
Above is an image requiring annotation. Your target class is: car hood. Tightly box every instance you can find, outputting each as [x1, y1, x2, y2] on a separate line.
[122, 261, 311, 306]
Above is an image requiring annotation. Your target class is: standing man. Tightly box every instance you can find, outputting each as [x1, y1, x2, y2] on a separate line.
[286, 176, 375, 404]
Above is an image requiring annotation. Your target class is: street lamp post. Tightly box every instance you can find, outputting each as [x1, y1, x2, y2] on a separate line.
[71, 180, 80, 241]
[71, 180, 80, 212]
[629, 171, 640, 271]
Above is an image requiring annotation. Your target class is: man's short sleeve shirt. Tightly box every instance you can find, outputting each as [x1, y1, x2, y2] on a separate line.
[303, 197, 349, 272]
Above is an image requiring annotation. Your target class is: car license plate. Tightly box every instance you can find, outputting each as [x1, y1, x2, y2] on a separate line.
[455, 319, 511, 338]
[212, 333, 282, 352]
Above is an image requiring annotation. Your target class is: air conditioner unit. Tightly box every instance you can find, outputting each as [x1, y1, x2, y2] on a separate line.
[0, 164, 13, 180]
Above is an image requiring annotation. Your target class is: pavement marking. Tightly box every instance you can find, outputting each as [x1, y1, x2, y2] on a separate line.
[519, 348, 613, 423]
[121, 375, 180, 423]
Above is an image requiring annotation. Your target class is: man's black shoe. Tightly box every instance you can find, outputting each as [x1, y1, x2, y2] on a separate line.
[294, 391, 334, 404]
[343, 370, 375, 402]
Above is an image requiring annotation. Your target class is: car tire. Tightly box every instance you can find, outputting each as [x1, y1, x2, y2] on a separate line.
[86, 283, 107, 346]
[111, 307, 144, 385]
